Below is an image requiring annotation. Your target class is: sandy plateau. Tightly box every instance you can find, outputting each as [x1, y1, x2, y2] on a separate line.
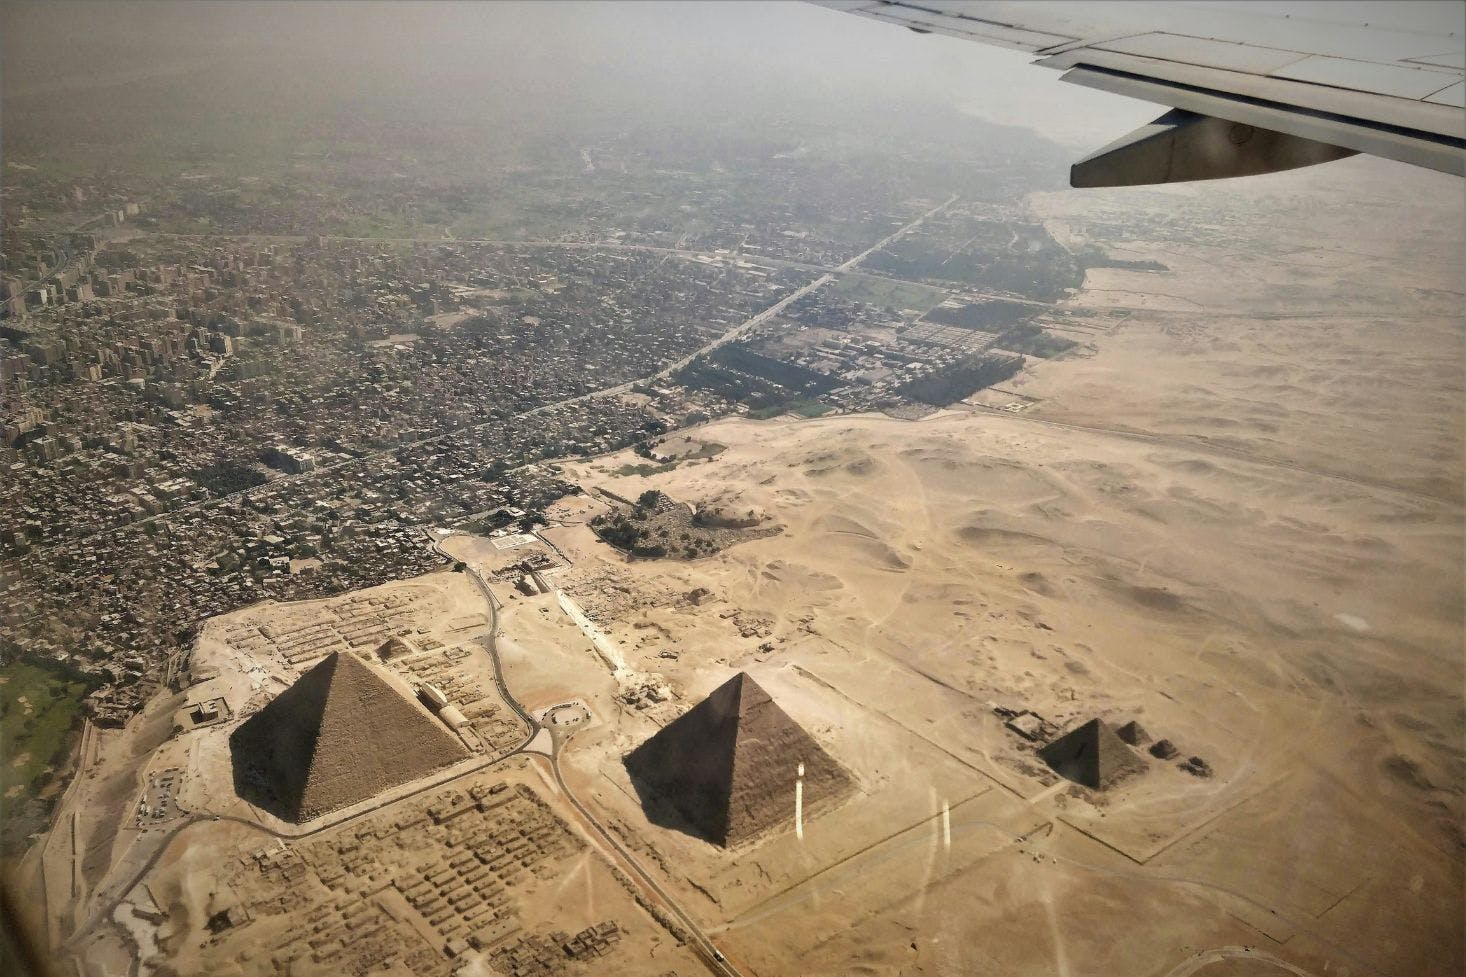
[542, 158, 1464, 977]
[14, 157, 1464, 977]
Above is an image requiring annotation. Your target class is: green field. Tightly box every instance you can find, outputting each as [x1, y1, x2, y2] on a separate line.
[829, 273, 947, 313]
[0, 662, 93, 814]
[611, 461, 679, 477]
[748, 398, 833, 420]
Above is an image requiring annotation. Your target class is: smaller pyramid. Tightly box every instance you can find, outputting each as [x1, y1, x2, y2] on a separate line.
[625, 672, 852, 846]
[1039, 718, 1145, 790]
[230, 651, 468, 822]
[377, 635, 420, 661]
[1150, 738, 1180, 760]
[1116, 720, 1151, 746]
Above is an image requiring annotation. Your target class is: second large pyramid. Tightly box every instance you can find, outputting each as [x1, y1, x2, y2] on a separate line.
[625, 672, 853, 847]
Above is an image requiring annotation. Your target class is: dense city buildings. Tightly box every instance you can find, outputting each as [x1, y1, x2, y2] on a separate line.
[1, 153, 1087, 779]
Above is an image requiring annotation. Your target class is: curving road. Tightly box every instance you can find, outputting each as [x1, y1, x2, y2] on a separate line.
[544, 747, 747, 977]
[1161, 945, 1320, 977]
[436, 531, 742, 975]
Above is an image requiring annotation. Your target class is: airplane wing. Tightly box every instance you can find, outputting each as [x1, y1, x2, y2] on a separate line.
[814, 1, 1466, 186]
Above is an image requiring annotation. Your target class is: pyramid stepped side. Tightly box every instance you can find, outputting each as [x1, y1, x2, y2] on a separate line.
[232, 652, 469, 822]
[723, 686, 853, 846]
[377, 636, 420, 661]
[1116, 720, 1151, 746]
[625, 676, 743, 843]
[297, 653, 470, 820]
[1039, 718, 1145, 790]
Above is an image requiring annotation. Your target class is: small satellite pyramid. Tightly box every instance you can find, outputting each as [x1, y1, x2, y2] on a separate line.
[625, 672, 852, 846]
[1039, 718, 1145, 790]
[376, 635, 420, 661]
[1116, 720, 1151, 746]
[230, 651, 468, 822]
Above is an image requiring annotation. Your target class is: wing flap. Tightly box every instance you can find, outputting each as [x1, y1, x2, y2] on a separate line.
[1096, 34, 1308, 76]
[1037, 47, 1466, 141]
[1426, 81, 1465, 108]
[1271, 55, 1463, 101]
[854, 6, 1076, 52]
[1062, 64, 1464, 177]
[813, 0, 1465, 180]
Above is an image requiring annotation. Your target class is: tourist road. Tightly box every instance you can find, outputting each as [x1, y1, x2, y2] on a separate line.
[439, 536, 747, 977]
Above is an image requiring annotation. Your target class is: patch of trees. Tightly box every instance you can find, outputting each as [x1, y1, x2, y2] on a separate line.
[863, 224, 1084, 301]
[996, 324, 1077, 358]
[899, 353, 1025, 407]
[924, 300, 1034, 332]
[710, 343, 839, 395]
[1077, 250, 1169, 272]
[674, 348, 834, 420]
[191, 461, 268, 496]
[673, 358, 784, 405]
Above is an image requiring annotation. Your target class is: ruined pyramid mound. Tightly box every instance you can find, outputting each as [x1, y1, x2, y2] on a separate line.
[1116, 720, 1151, 746]
[625, 672, 852, 847]
[1040, 718, 1145, 790]
[230, 651, 468, 822]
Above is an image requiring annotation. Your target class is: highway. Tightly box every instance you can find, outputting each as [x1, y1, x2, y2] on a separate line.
[36, 195, 961, 558]
[55, 199, 967, 971]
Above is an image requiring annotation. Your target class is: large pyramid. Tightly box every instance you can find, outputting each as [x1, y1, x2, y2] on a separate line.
[625, 672, 853, 847]
[1039, 718, 1145, 790]
[230, 651, 469, 822]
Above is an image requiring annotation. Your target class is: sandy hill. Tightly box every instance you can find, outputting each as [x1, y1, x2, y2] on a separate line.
[229, 650, 468, 822]
[625, 672, 852, 846]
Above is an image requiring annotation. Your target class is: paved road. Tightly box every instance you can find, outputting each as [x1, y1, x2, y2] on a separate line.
[37, 196, 962, 558]
[55, 200, 966, 968]
[435, 532, 742, 976]
[433, 533, 538, 731]
[544, 742, 747, 977]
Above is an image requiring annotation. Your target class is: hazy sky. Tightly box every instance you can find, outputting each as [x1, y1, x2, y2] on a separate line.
[2, 1, 1160, 152]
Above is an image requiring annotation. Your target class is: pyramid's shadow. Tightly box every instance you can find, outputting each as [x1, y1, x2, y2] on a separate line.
[622, 757, 722, 847]
[228, 715, 296, 822]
